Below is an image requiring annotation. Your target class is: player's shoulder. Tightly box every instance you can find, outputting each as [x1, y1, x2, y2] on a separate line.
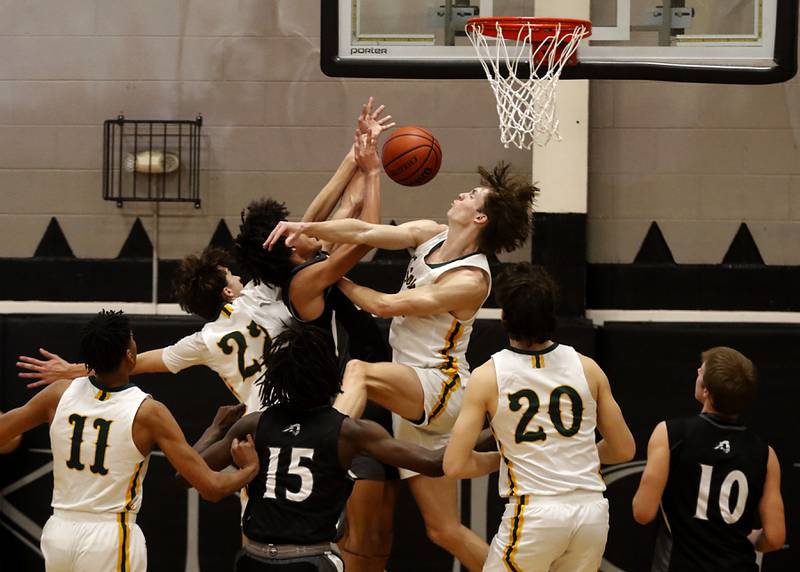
[577, 352, 606, 380]
[400, 219, 447, 243]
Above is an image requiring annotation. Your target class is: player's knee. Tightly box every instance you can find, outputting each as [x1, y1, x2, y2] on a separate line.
[425, 520, 463, 549]
[343, 359, 367, 388]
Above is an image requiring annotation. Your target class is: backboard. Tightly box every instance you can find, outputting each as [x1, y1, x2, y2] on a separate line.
[321, 0, 798, 83]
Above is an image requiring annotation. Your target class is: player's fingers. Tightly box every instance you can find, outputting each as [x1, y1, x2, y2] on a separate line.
[18, 356, 45, 366]
[246, 434, 255, 445]
[26, 380, 48, 388]
[39, 348, 60, 359]
[372, 104, 385, 118]
[378, 114, 393, 125]
[18, 371, 42, 379]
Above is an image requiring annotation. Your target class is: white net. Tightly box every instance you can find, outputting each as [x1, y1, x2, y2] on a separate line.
[466, 20, 588, 149]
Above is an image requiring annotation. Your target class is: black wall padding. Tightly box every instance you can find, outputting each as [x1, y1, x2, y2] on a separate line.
[2, 317, 796, 571]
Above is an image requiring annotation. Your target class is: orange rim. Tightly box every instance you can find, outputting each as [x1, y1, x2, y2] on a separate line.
[466, 17, 592, 42]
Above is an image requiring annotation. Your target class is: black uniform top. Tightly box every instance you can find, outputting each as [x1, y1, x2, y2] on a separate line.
[652, 413, 768, 572]
[282, 251, 334, 332]
[243, 405, 353, 545]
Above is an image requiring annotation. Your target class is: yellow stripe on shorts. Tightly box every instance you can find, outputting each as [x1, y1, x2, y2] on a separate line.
[117, 512, 130, 572]
[503, 495, 527, 572]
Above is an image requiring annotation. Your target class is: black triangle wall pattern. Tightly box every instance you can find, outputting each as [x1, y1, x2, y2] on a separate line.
[722, 223, 764, 265]
[634, 222, 675, 264]
[372, 219, 411, 263]
[208, 219, 235, 252]
[34, 217, 75, 258]
[117, 218, 153, 259]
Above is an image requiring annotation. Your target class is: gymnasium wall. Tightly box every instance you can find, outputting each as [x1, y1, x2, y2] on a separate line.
[1, 315, 796, 571]
[0, 0, 532, 262]
[1, 1, 798, 269]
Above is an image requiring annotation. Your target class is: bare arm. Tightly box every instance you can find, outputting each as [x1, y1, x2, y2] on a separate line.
[0, 380, 70, 444]
[580, 355, 635, 464]
[443, 362, 501, 479]
[136, 399, 258, 502]
[301, 148, 357, 224]
[197, 412, 261, 472]
[191, 404, 246, 456]
[337, 267, 488, 318]
[18, 347, 169, 388]
[752, 447, 786, 552]
[632, 421, 670, 524]
[340, 418, 444, 477]
[287, 132, 384, 319]
[18, 348, 88, 388]
[265, 218, 445, 252]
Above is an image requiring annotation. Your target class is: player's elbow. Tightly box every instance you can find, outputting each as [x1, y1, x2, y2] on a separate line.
[759, 526, 786, 553]
[619, 436, 636, 462]
[371, 297, 399, 318]
[194, 475, 227, 503]
[631, 498, 657, 525]
[442, 451, 466, 480]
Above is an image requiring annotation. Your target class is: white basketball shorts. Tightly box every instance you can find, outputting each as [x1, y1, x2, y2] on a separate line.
[42, 509, 146, 572]
[484, 491, 609, 572]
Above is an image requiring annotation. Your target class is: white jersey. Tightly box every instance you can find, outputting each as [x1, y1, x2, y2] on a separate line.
[163, 281, 291, 412]
[491, 344, 605, 497]
[389, 230, 490, 382]
[50, 376, 150, 514]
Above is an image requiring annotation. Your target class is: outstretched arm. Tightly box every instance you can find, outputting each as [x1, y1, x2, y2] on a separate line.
[336, 266, 488, 318]
[19, 347, 171, 388]
[632, 421, 669, 524]
[0, 380, 71, 444]
[137, 399, 259, 502]
[265, 217, 444, 253]
[340, 418, 444, 477]
[443, 362, 501, 479]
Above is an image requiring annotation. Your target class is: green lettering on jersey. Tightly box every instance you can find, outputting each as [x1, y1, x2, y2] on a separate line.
[509, 389, 546, 444]
[66, 414, 113, 474]
[89, 418, 113, 475]
[66, 414, 87, 470]
[549, 386, 583, 438]
[217, 320, 272, 380]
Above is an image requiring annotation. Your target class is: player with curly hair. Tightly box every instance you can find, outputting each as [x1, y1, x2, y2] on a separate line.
[264, 161, 539, 571]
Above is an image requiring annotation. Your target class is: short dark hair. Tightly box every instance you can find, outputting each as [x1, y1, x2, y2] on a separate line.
[701, 347, 758, 416]
[477, 162, 538, 254]
[80, 310, 132, 374]
[235, 199, 293, 288]
[259, 324, 339, 411]
[494, 263, 558, 344]
[172, 248, 230, 321]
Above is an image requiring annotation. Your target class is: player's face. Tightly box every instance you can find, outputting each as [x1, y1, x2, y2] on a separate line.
[291, 234, 323, 259]
[222, 267, 244, 300]
[448, 187, 489, 225]
[694, 362, 707, 403]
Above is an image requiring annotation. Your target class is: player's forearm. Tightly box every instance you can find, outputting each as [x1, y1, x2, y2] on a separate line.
[597, 436, 635, 465]
[194, 465, 257, 502]
[302, 149, 357, 223]
[131, 349, 169, 375]
[752, 528, 785, 553]
[337, 279, 391, 317]
[192, 425, 225, 455]
[444, 451, 500, 479]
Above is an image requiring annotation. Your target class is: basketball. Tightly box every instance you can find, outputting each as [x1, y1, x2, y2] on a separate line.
[381, 126, 442, 187]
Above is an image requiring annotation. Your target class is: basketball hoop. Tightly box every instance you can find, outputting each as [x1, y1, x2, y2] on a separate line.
[466, 17, 592, 150]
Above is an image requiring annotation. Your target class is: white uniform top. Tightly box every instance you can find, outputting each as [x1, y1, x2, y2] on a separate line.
[50, 376, 150, 514]
[388, 230, 491, 383]
[162, 281, 291, 412]
[491, 344, 606, 497]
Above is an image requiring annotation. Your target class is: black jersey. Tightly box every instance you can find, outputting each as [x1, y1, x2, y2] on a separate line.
[243, 405, 353, 545]
[653, 413, 768, 572]
[283, 251, 335, 333]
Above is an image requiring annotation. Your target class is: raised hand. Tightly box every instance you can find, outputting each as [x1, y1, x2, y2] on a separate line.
[263, 220, 307, 251]
[17, 348, 85, 389]
[231, 434, 259, 471]
[357, 96, 396, 141]
[354, 129, 381, 175]
[210, 403, 246, 434]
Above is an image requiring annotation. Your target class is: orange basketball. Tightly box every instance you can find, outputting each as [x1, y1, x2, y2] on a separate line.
[381, 126, 442, 187]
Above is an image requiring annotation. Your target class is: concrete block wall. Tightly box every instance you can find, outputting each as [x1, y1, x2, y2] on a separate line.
[0, 0, 532, 261]
[588, 76, 800, 264]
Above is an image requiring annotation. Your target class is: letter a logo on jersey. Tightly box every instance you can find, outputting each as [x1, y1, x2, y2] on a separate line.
[282, 424, 301, 437]
[713, 440, 731, 454]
